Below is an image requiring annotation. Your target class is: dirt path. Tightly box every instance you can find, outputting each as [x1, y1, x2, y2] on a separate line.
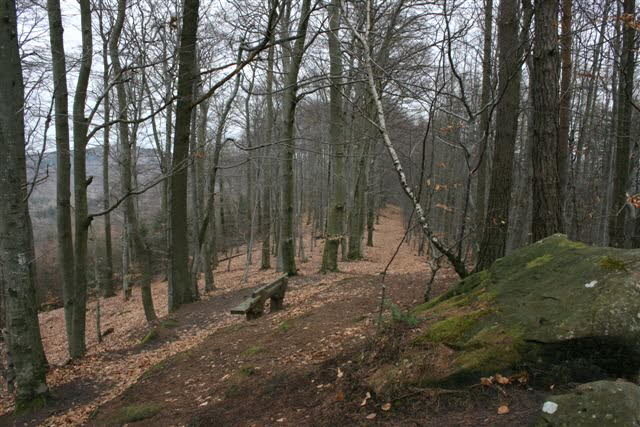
[91, 272, 429, 426]
[2, 206, 451, 426]
[91, 271, 540, 427]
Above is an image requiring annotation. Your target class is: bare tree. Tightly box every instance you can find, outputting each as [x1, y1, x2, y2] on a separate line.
[0, 0, 49, 407]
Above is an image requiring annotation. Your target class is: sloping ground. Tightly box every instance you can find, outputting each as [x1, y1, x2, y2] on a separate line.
[1, 206, 446, 426]
[90, 272, 541, 427]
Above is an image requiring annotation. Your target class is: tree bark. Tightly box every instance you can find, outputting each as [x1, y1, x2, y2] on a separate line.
[608, 0, 636, 248]
[170, 0, 200, 310]
[98, 8, 115, 298]
[47, 0, 76, 347]
[321, 0, 346, 272]
[0, 0, 49, 406]
[474, 0, 494, 244]
[531, 0, 564, 241]
[70, 0, 93, 358]
[557, 0, 572, 204]
[261, 42, 275, 270]
[476, 0, 522, 270]
[280, 0, 313, 276]
[109, 0, 157, 322]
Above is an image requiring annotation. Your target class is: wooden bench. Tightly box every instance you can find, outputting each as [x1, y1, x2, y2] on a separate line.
[230, 275, 288, 320]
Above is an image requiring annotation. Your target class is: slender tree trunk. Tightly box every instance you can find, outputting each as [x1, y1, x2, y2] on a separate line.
[531, 0, 564, 241]
[47, 0, 76, 347]
[348, 132, 371, 260]
[170, 0, 200, 310]
[321, 0, 346, 272]
[557, 0, 572, 204]
[70, 0, 93, 358]
[609, 0, 636, 248]
[280, 0, 313, 276]
[346, 1, 469, 278]
[98, 10, 115, 298]
[261, 43, 275, 270]
[474, 0, 494, 244]
[476, 0, 522, 270]
[109, 0, 157, 322]
[189, 98, 201, 300]
[0, 0, 49, 406]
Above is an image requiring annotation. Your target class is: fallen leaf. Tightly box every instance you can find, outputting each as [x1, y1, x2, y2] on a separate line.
[366, 413, 377, 420]
[480, 377, 493, 386]
[495, 374, 510, 385]
[381, 403, 392, 411]
[335, 391, 345, 402]
[360, 392, 371, 407]
[497, 405, 510, 415]
[276, 418, 285, 423]
[337, 367, 344, 379]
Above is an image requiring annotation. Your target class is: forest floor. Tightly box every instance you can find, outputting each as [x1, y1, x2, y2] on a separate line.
[0, 206, 544, 426]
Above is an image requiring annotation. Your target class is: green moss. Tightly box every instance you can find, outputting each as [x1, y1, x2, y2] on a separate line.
[414, 295, 447, 314]
[115, 403, 161, 423]
[388, 302, 420, 327]
[415, 309, 490, 346]
[239, 366, 256, 377]
[141, 362, 166, 379]
[278, 320, 292, 332]
[15, 394, 49, 414]
[140, 328, 159, 345]
[599, 256, 627, 272]
[466, 324, 524, 348]
[160, 318, 179, 328]
[526, 254, 553, 269]
[414, 271, 492, 315]
[454, 343, 520, 373]
[243, 346, 264, 356]
[558, 239, 587, 249]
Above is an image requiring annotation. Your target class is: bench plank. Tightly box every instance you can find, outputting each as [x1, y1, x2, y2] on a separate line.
[230, 275, 288, 320]
[230, 296, 261, 314]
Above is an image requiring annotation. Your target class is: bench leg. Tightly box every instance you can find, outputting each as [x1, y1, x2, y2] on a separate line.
[246, 304, 265, 320]
[270, 292, 284, 311]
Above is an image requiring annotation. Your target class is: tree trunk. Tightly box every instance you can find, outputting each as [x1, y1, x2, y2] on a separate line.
[169, 0, 200, 310]
[98, 10, 115, 298]
[0, 0, 49, 406]
[476, 0, 522, 270]
[531, 0, 564, 241]
[261, 42, 275, 270]
[557, 0, 572, 204]
[47, 0, 76, 347]
[280, 0, 313, 276]
[109, 0, 157, 322]
[70, 0, 93, 358]
[321, 0, 346, 272]
[474, 0, 494, 244]
[608, 0, 636, 248]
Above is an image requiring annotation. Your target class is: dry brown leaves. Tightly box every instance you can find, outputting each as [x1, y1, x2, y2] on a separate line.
[1, 206, 428, 425]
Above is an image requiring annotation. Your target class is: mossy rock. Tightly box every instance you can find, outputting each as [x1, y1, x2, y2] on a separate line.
[115, 403, 161, 424]
[410, 234, 640, 385]
[536, 380, 640, 426]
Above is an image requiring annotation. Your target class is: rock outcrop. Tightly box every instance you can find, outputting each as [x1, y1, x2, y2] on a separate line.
[369, 235, 640, 392]
[536, 380, 640, 426]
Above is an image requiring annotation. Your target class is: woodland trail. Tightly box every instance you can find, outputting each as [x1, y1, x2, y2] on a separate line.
[2, 205, 459, 426]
